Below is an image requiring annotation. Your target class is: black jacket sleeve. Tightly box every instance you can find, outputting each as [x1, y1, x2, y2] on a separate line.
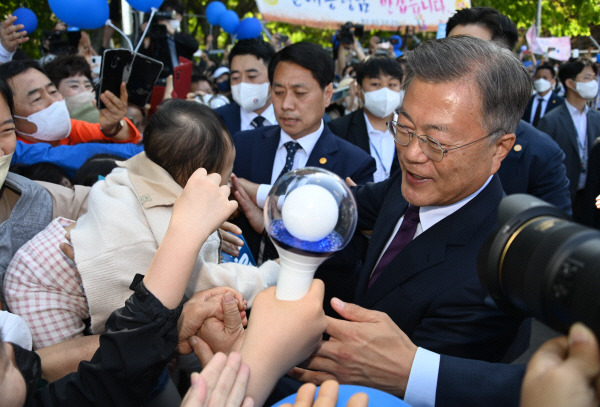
[34, 282, 182, 407]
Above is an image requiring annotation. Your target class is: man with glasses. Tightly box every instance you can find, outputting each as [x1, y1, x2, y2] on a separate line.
[290, 36, 530, 407]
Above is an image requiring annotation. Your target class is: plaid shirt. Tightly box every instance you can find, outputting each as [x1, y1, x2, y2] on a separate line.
[4, 217, 89, 350]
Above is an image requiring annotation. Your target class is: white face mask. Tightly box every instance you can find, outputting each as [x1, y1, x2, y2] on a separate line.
[363, 87, 402, 118]
[14, 100, 72, 141]
[231, 82, 271, 112]
[575, 80, 599, 100]
[533, 78, 552, 94]
[169, 19, 180, 31]
[0, 152, 13, 188]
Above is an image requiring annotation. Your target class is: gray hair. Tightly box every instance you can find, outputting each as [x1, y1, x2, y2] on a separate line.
[403, 35, 531, 137]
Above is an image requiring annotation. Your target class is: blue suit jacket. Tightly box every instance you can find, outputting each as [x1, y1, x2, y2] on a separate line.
[233, 124, 376, 258]
[351, 172, 526, 362]
[521, 91, 564, 124]
[538, 103, 600, 200]
[498, 120, 571, 215]
[215, 102, 242, 136]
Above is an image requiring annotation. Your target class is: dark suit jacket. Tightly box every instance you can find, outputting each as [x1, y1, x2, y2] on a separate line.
[215, 102, 242, 136]
[498, 120, 571, 214]
[538, 103, 600, 200]
[351, 172, 526, 362]
[436, 356, 525, 407]
[327, 108, 400, 176]
[233, 124, 376, 259]
[522, 91, 565, 125]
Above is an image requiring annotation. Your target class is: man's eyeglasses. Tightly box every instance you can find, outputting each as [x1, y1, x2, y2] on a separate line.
[387, 119, 504, 162]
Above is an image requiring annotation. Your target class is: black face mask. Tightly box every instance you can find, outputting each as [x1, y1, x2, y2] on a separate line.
[217, 79, 230, 93]
[12, 343, 41, 407]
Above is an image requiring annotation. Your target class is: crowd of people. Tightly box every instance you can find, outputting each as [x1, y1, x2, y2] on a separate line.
[0, 2, 600, 406]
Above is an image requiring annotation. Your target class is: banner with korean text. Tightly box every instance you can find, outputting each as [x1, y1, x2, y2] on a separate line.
[256, 0, 470, 31]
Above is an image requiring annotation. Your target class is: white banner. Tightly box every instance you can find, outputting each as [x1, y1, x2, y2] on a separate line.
[256, 0, 470, 31]
[526, 25, 571, 61]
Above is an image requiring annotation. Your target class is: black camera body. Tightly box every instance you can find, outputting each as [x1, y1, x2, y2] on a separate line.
[478, 194, 600, 337]
[338, 22, 364, 45]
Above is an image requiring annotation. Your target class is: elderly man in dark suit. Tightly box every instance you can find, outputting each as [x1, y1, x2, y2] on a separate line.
[538, 58, 600, 221]
[522, 63, 565, 127]
[445, 7, 571, 215]
[289, 36, 531, 407]
[231, 42, 376, 262]
[328, 56, 403, 182]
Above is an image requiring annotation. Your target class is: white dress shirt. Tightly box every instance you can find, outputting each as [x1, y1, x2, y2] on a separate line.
[529, 90, 553, 123]
[364, 112, 396, 182]
[255, 121, 324, 208]
[565, 100, 589, 190]
[379, 176, 494, 407]
[239, 103, 276, 132]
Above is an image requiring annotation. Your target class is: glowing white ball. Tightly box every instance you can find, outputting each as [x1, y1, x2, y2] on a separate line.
[281, 184, 339, 242]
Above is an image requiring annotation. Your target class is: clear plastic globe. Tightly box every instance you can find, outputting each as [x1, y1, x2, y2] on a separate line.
[264, 167, 358, 300]
[264, 167, 358, 257]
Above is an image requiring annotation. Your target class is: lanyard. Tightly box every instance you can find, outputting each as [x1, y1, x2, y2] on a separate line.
[369, 138, 391, 178]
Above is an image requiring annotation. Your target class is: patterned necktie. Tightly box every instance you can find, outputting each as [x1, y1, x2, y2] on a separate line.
[251, 115, 266, 128]
[369, 205, 420, 288]
[277, 141, 301, 179]
[532, 98, 544, 127]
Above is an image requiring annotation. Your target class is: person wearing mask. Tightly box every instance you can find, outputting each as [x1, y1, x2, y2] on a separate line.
[522, 63, 565, 127]
[140, 0, 199, 78]
[212, 66, 232, 106]
[0, 60, 140, 146]
[538, 58, 600, 221]
[215, 39, 276, 135]
[328, 56, 403, 182]
[43, 55, 99, 123]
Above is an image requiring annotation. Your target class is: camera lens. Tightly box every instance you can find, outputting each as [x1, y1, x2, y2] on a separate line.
[478, 194, 600, 337]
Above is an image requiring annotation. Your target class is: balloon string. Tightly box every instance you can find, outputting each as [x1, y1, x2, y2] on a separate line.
[106, 20, 133, 51]
[134, 8, 157, 54]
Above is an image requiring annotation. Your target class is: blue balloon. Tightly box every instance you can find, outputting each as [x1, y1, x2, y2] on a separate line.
[272, 385, 410, 407]
[236, 17, 262, 40]
[126, 0, 164, 13]
[48, 0, 109, 29]
[206, 2, 227, 25]
[12, 8, 38, 34]
[219, 10, 239, 35]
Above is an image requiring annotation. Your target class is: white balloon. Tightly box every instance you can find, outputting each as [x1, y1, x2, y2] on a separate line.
[281, 184, 339, 242]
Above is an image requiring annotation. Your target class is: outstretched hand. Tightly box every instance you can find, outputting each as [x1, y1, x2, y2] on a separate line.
[290, 298, 416, 398]
[1, 15, 29, 53]
[521, 323, 600, 407]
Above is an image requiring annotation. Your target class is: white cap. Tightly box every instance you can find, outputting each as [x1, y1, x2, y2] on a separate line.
[213, 66, 230, 79]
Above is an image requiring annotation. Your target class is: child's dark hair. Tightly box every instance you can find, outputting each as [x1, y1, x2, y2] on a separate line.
[143, 99, 233, 186]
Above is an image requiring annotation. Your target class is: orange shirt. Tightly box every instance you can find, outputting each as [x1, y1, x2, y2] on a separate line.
[18, 118, 141, 146]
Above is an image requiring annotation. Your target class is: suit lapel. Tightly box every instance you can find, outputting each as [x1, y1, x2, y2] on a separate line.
[355, 175, 503, 308]
[306, 126, 340, 169]
[351, 111, 371, 153]
[253, 126, 280, 184]
[558, 105, 580, 154]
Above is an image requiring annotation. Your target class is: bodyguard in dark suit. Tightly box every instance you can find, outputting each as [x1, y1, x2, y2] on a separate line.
[498, 120, 571, 214]
[328, 56, 403, 182]
[214, 39, 277, 135]
[292, 36, 531, 407]
[231, 42, 376, 262]
[538, 58, 600, 220]
[522, 63, 565, 127]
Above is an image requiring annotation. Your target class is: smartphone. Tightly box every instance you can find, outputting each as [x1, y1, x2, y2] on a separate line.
[331, 86, 350, 102]
[173, 58, 192, 99]
[90, 55, 102, 75]
[96, 49, 163, 109]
